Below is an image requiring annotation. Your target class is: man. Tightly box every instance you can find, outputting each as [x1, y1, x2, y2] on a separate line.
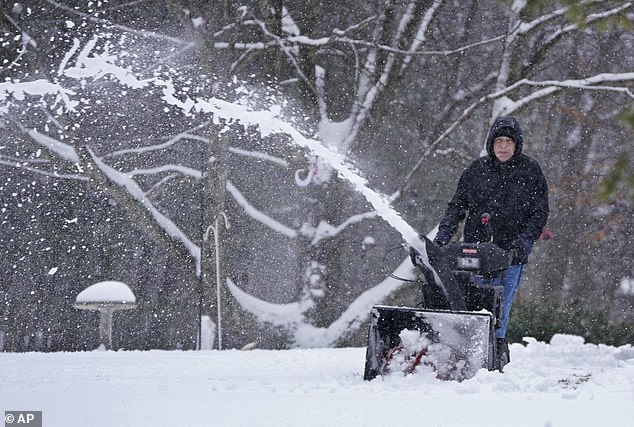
[433, 115, 549, 356]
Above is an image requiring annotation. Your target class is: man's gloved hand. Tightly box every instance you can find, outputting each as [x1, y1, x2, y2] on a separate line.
[433, 229, 451, 247]
[510, 235, 533, 264]
[409, 246, 419, 266]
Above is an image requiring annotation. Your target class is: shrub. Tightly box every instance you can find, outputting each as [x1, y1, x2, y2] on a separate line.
[507, 297, 634, 346]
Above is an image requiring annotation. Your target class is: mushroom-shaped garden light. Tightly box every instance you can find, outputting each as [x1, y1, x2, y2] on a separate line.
[73, 281, 137, 350]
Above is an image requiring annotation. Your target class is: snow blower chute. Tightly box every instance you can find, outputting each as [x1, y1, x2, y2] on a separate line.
[363, 236, 512, 381]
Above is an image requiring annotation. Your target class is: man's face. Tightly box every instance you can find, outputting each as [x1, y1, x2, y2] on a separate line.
[493, 136, 515, 162]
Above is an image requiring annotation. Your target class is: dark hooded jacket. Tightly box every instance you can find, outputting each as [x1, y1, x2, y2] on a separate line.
[436, 116, 549, 262]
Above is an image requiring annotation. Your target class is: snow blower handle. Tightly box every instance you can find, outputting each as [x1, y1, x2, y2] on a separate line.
[481, 213, 493, 242]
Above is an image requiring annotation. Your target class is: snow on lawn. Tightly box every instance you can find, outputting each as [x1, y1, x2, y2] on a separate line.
[1, 334, 633, 427]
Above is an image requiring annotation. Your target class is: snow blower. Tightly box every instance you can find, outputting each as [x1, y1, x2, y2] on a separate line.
[363, 235, 512, 381]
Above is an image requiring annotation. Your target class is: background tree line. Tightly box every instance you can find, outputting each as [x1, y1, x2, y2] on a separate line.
[0, 0, 632, 351]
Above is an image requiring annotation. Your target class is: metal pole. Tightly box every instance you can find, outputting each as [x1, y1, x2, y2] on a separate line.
[204, 212, 229, 350]
[213, 218, 223, 350]
[198, 179, 206, 350]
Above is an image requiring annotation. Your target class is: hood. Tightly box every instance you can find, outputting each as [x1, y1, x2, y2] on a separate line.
[486, 116, 524, 159]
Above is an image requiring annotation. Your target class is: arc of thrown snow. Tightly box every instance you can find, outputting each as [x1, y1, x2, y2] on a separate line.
[193, 97, 445, 290]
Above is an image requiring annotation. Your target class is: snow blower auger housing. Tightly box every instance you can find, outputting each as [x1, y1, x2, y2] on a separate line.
[363, 238, 512, 381]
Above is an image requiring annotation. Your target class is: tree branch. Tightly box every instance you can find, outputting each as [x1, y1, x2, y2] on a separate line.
[396, 71, 634, 198]
[45, 0, 191, 45]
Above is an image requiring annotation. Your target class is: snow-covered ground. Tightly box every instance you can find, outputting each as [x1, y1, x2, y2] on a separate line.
[2, 334, 633, 427]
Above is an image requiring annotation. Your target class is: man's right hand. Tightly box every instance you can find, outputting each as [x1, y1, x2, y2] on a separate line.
[433, 229, 451, 247]
[409, 246, 419, 266]
[433, 238, 446, 247]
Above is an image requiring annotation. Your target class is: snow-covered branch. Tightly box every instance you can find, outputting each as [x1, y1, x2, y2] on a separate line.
[126, 165, 202, 179]
[518, 0, 632, 37]
[225, 181, 298, 239]
[522, 74, 634, 98]
[145, 173, 180, 197]
[541, 2, 632, 46]
[27, 129, 80, 163]
[105, 120, 211, 157]
[89, 147, 202, 273]
[0, 127, 85, 179]
[302, 212, 379, 245]
[0, 158, 87, 181]
[228, 147, 289, 168]
[516, 1, 633, 76]
[497, 73, 634, 116]
[418, 31, 513, 57]
[225, 277, 311, 326]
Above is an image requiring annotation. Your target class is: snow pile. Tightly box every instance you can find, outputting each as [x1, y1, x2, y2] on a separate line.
[381, 329, 436, 377]
[488, 335, 634, 394]
[618, 277, 634, 295]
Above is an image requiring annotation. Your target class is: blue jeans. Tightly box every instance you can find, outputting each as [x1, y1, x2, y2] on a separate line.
[472, 264, 524, 339]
